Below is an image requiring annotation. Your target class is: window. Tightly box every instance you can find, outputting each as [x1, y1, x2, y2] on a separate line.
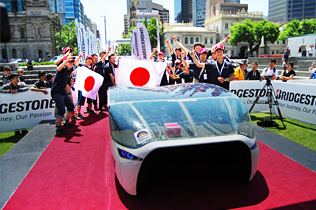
[225, 23, 228, 29]
[171, 39, 173, 44]
[185, 37, 188, 44]
[22, 48, 27, 59]
[190, 37, 194, 44]
[196, 37, 199, 42]
[210, 39, 213, 44]
[283, 40, 286, 44]
[277, 41, 279, 44]
[204, 38, 207, 45]
[20, 28, 25, 39]
[2, 49, 7, 59]
[231, 50, 234, 57]
[12, 49, 17, 58]
[272, 51, 275, 55]
[38, 49, 43, 58]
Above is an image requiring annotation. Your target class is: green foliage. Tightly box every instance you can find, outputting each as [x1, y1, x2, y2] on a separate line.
[142, 18, 163, 50]
[118, 18, 162, 55]
[278, 19, 316, 40]
[55, 21, 78, 55]
[229, 19, 280, 54]
[19, 62, 55, 66]
[116, 43, 131, 55]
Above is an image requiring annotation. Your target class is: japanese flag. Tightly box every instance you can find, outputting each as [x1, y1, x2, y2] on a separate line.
[116, 58, 166, 88]
[74, 66, 104, 100]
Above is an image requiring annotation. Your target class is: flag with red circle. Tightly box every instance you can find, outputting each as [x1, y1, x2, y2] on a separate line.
[73, 66, 104, 100]
[116, 58, 166, 88]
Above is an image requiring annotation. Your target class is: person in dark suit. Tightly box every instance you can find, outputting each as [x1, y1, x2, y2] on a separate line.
[99, 54, 117, 113]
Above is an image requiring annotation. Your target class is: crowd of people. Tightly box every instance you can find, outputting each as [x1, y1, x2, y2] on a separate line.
[1, 35, 316, 136]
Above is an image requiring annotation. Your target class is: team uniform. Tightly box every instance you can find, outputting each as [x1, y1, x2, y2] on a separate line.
[200, 60, 234, 90]
[51, 66, 75, 118]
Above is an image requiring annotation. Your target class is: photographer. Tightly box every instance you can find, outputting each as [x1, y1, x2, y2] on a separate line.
[261, 59, 278, 80]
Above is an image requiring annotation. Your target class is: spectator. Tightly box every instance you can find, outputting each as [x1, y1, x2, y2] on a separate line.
[42, 58, 46, 62]
[46, 73, 54, 88]
[280, 61, 295, 82]
[261, 59, 278, 80]
[0, 73, 29, 135]
[27, 60, 33, 70]
[51, 56, 77, 136]
[308, 44, 314, 57]
[282, 50, 288, 71]
[309, 62, 316, 79]
[16, 68, 26, 84]
[2, 65, 12, 86]
[0, 73, 29, 93]
[234, 59, 248, 80]
[247, 62, 261, 80]
[299, 44, 307, 57]
[285, 46, 291, 56]
[31, 71, 49, 94]
[100, 54, 117, 113]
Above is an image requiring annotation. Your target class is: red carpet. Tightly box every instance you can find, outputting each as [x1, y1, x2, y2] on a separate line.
[3, 113, 316, 210]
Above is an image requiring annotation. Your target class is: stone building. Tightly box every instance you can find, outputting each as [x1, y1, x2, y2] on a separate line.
[204, 0, 264, 58]
[163, 23, 217, 57]
[0, 0, 61, 62]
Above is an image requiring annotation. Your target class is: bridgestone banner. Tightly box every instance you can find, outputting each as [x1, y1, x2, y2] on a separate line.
[136, 23, 151, 61]
[230, 81, 316, 126]
[75, 19, 83, 63]
[0, 90, 55, 132]
[132, 29, 140, 59]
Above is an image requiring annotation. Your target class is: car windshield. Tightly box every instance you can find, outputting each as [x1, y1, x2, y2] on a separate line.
[109, 97, 254, 149]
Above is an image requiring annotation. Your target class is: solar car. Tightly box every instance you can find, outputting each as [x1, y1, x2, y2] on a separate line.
[109, 83, 259, 195]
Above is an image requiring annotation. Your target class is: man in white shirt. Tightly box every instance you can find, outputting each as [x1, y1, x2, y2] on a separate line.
[309, 62, 316, 79]
[261, 59, 278, 80]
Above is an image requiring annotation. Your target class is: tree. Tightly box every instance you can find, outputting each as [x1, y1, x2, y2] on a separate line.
[55, 21, 78, 55]
[117, 18, 162, 55]
[142, 18, 163, 50]
[116, 43, 131, 56]
[229, 19, 280, 55]
[278, 19, 316, 40]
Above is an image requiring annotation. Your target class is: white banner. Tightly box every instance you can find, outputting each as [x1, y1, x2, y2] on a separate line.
[137, 23, 152, 60]
[156, 18, 160, 52]
[80, 22, 87, 61]
[230, 81, 316, 126]
[130, 33, 134, 56]
[75, 19, 83, 63]
[0, 90, 55, 133]
[132, 29, 140, 59]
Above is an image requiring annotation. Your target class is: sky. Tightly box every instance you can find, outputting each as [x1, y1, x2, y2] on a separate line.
[81, 0, 268, 49]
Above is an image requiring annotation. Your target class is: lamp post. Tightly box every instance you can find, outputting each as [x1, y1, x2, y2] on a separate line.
[100, 15, 107, 50]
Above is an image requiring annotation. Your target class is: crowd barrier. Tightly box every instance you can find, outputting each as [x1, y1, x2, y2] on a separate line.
[1, 81, 315, 133]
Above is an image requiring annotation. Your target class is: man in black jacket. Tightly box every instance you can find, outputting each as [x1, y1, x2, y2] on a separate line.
[99, 54, 117, 113]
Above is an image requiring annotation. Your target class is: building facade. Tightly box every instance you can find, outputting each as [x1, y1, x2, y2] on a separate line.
[124, 1, 170, 36]
[204, 1, 264, 58]
[193, 0, 240, 27]
[49, 0, 66, 25]
[174, 0, 192, 23]
[163, 23, 217, 57]
[269, 0, 316, 23]
[0, 0, 60, 61]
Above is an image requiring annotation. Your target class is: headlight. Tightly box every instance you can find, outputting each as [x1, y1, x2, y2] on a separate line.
[250, 139, 258, 150]
[117, 148, 143, 161]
